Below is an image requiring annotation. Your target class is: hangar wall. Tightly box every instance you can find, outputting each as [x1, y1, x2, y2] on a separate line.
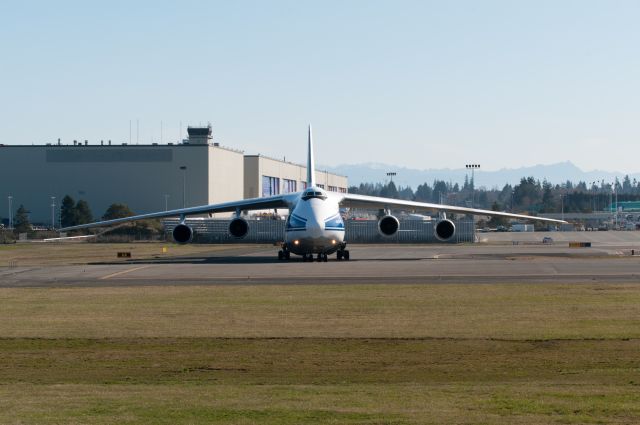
[244, 155, 348, 199]
[0, 144, 244, 224]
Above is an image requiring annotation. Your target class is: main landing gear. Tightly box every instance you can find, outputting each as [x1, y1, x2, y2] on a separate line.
[277, 247, 290, 260]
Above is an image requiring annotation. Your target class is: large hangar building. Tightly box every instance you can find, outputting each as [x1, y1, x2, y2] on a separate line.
[0, 126, 348, 225]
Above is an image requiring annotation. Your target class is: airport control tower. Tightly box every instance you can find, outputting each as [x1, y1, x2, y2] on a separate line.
[187, 125, 213, 145]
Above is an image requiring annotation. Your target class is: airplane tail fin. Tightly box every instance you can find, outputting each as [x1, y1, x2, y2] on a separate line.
[306, 125, 316, 187]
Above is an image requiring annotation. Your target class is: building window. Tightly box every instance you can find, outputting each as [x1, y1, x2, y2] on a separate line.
[328, 186, 337, 192]
[339, 187, 347, 193]
[283, 179, 297, 193]
[262, 175, 280, 197]
[317, 184, 325, 189]
[300, 181, 307, 190]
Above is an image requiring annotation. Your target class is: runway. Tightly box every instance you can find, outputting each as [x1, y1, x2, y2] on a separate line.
[2, 243, 639, 287]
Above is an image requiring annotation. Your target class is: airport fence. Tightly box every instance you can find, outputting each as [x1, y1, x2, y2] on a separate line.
[162, 219, 476, 244]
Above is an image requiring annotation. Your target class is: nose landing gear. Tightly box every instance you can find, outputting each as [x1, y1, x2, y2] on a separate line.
[300, 253, 328, 262]
[336, 249, 350, 261]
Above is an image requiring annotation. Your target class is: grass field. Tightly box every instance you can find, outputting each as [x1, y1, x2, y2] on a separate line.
[1, 275, 640, 424]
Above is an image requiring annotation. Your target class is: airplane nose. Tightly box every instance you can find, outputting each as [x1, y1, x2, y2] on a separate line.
[306, 216, 324, 237]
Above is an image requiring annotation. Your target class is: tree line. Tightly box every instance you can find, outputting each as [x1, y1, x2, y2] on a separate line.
[348, 175, 640, 214]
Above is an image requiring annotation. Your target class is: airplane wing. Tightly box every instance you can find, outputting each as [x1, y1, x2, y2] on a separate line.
[337, 193, 567, 224]
[59, 194, 298, 232]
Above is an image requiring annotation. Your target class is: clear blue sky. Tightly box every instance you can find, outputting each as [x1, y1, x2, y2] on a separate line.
[1, 1, 639, 172]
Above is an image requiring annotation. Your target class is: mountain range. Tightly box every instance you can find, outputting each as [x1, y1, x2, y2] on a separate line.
[322, 161, 640, 190]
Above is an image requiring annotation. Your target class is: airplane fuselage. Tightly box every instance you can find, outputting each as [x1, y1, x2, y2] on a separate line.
[284, 187, 345, 255]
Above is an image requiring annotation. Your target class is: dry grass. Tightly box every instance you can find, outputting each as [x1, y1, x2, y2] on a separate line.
[3, 383, 636, 425]
[1, 338, 639, 424]
[0, 283, 638, 340]
[0, 242, 255, 266]
[1, 337, 638, 386]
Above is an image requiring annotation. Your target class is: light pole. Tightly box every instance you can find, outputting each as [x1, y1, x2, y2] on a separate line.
[560, 194, 564, 222]
[465, 164, 480, 208]
[50, 196, 56, 230]
[180, 166, 187, 208]
[7, 195, 12, 230]
[613, 183, 618, 230]
[608, 183, 615, 229]
[511, 190, 514, 212]
[164, 194, 170, 211]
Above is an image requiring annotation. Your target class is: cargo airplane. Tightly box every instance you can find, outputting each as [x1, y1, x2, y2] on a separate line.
[61, 126, 566, 262]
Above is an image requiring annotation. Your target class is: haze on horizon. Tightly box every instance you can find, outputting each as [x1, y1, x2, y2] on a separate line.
[1, 1, 639, 174]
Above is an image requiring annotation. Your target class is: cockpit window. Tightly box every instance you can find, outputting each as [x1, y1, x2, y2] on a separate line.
[301, 189, 327, 201]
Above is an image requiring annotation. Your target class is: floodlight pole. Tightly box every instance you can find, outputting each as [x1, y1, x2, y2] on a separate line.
[7, 195, 12, 230]
[386, 172, 396, 183]
[465, 164, 480, 208]
[50, 196, 56, 230]
[164, 194, 170, 211]
[609, 185, 614, 229]
[613, 185, 618, 230]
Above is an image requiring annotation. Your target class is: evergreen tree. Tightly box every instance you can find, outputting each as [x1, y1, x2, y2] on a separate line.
[60, 195, 78, 228]
[103, 203, 135, 220]
[75, 200, 93, 224]
[514, 177, 541, 210]
[463, 175, 470, 190]
[380, 181, 399, 199]
[623, 175, 632, 194]
[14, 205, 31, 233]
[540, 181, 555, 212]
[397, 186, 414, 200]
[498, 184, 513, 209]
[432, 180, 448, 203]
[414, 183, 432, 202]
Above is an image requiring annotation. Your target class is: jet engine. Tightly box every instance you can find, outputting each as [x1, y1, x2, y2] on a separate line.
[172, 223, 194, 244]
[434, 219, 456, 242]
[228, 217, 249, 238]
[378, 215, 400, 237]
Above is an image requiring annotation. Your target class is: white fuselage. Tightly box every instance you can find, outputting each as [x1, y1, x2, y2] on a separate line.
[284, 187, 345, 255]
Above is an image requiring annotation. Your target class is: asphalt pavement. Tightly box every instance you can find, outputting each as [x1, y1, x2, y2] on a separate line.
[1, 242, 639, 287]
